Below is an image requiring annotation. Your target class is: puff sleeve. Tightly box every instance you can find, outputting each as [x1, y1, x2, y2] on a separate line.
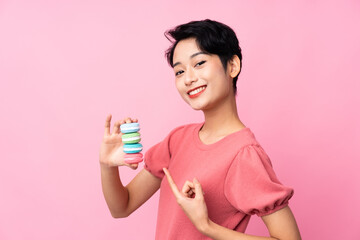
[144, 126, 183, 179]
[224, 144, 294, 217]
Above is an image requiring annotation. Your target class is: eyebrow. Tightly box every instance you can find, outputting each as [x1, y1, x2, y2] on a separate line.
[173, 52, 209, 68]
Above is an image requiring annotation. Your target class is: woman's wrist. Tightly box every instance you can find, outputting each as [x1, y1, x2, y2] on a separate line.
[199, 219, 232, 239]
[197, 218, 213, 236]
[100, 162, 120, 173]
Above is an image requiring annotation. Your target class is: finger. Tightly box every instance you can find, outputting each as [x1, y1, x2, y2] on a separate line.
[112, 120, 121, 134]
[104, 114, 112, 136]
[185, 188, 194, 198]
[124, 163, 138, 170]
[193, 178, 205, 200]
[163, 168, 182, 199]
[181, 181, 194, 194]
[120, 117, 130, 125]
[129, 163, 139, 170]
[120, 117, 137, 125]
[187, 189, 195, 198]
[125, 117, 132, 123]
[181, 181, 194, 195]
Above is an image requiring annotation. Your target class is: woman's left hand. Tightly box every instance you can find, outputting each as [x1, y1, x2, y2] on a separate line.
[163, 168, 209, 232]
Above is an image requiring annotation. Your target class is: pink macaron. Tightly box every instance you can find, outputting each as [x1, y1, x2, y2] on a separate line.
[124, 153, 143, 164]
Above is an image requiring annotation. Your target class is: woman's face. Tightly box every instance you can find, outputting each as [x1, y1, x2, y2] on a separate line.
[172, 38, 234, 111]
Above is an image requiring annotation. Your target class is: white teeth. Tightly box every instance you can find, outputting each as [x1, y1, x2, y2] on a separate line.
[189, 86, 206, 96]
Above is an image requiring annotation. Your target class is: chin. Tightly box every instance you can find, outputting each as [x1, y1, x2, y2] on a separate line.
[187, 100, 211, 111]
[180, 93, 212, 111]
[189, 105, 204, 111]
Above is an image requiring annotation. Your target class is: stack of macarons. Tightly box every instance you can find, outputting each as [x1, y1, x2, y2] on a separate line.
[120, 122, 143, 164]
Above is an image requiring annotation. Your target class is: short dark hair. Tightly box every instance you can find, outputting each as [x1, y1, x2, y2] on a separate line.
[164, 19, 243, 94]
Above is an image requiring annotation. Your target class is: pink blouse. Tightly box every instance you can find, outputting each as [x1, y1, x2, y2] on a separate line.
[144, 123, 294, 239]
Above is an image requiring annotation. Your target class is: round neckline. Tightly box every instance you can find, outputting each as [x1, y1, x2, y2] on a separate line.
[193, 122, 251, 150]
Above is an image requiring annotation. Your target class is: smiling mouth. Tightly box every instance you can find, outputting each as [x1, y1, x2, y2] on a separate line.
[188, 85, 207, 98]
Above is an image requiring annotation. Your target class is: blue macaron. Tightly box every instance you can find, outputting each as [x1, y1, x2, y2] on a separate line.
[123, 143, 143, 154]
[120, 122, 140, 134]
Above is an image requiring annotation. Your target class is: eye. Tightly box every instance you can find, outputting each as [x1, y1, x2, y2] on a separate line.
[195, 61, 206, 67]
[175, 70, 184, 76]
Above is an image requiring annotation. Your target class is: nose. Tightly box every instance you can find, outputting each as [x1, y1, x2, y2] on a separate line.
[184, 68, 197, 86]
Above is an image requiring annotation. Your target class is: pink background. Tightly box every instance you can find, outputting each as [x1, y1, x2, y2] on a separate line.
[1, 0, 359, 239]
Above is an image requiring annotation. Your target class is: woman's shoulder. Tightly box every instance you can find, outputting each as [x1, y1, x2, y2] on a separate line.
[167, 122, 201, 136]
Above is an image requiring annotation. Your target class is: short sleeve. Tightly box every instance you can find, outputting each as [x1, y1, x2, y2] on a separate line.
[143, 126, 184, 179]
[224, 144, 294, 217]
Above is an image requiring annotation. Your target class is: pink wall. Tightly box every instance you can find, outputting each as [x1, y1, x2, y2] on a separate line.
[1, 0, 359, 239]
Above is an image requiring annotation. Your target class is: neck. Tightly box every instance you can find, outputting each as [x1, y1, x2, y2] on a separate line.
[201, 92, 245, 137]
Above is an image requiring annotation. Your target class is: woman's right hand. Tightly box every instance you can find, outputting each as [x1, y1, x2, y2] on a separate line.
[99, 114, 139, 170]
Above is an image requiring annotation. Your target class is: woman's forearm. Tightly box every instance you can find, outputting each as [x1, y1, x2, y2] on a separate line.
[200, 220, 278, 240]
[100, 163, 129, 218]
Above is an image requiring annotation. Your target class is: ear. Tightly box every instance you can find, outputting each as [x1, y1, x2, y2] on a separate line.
[228, 55, 241, 78]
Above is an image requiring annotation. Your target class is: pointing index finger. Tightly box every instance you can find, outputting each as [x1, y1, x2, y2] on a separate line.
[163, 168, 182, 199]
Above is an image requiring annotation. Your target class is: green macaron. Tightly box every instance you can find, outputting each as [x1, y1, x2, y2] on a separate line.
[121, 132, 141, 144]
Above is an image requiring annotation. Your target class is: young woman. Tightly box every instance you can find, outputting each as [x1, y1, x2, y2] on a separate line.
[99, 19, 301, 240]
